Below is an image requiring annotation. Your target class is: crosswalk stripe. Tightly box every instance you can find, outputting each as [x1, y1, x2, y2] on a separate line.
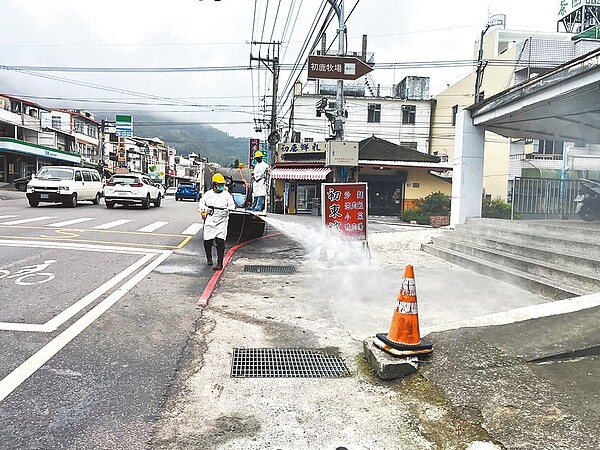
[181, 223, 204, 235]
[91, 219, 132, 230]
[0, 215, 19, 220]
[45, 218, 95, 228]
[137, 221, 169, 232]
[1, 216, 57, 225]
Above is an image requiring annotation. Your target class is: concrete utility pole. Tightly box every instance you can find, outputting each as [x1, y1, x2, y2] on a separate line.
[250, 41, 281, 162]
[474, 23, 491, 103]
[250, 41, 280, 212]
[328, 0, 345, 141]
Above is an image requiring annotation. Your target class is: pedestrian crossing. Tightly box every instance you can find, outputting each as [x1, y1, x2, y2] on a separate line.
[0, 215, 203, 236]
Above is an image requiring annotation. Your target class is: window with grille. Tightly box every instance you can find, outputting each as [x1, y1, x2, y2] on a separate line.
[51, 116, 61, 129]
[402, 105, 416, 124]
[367, 103, 381, 123]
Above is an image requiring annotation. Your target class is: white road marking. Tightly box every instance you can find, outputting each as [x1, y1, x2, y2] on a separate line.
[181, 223, 204, 235]
[91, 219, 132, 230]
[0, 249, 172, 403]
[137, 221, 169, 232]
[0, 215, 19, 220]
[45, 217, 95, 228]
[0, 216, 56, 225]
[423, 292, 600, 336]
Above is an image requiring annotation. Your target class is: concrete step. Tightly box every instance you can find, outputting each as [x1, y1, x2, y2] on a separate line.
[429, 237, 600, 294]
[452, 225, 600, 259]
[422, 243, 589, 300]
[460, 218, 600, 242]
[436, 231, 600, 276]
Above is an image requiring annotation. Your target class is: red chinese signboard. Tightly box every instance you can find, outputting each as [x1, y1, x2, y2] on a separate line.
[321, 182, 368, 241]
[249, 138, 260, 168]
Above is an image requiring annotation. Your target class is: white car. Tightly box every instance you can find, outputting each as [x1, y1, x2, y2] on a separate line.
[26, 166, 104, 207]
[104, 174, 162, 209]
[165, 186, 177, 196]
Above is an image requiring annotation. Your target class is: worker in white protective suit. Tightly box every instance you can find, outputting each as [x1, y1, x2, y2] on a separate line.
[249, 150, 271, 212]
[199, 173, 236, 270]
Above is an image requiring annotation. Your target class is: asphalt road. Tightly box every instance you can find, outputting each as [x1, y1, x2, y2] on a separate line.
[0, 190, 210, 450]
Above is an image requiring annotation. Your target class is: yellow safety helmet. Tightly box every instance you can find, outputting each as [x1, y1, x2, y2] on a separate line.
[212, 173, 225, 184]
[254, 150, 263, 158]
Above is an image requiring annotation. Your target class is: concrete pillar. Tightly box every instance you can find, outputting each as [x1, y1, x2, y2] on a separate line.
[450, 110, 485, 226]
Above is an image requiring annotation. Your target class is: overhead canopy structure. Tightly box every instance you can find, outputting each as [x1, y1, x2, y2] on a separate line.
[469, 48, 600, 144]
[270, 167, 332, 180]
[452, 47, 600, 226]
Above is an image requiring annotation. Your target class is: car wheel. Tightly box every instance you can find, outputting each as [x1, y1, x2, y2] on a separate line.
[17, 184, 26, 192]
[68, 193, 77, 208]
[175, 197, 180, 201]
[153, 194, 162, 207]
[28, 199, 39, 207]
[142, 194, 150, 209]
[105, 201, 115, 209]
[92, 192, 101, 205]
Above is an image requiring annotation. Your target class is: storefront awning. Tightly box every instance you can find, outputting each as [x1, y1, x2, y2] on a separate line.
[271, 167, 331, 180]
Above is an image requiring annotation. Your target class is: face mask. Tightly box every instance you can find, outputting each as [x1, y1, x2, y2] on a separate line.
[216, 185, 224, 192]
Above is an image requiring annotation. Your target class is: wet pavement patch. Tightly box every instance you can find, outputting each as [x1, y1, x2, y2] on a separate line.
[244, 265, 296, 274]
[230, 348, 351, 378]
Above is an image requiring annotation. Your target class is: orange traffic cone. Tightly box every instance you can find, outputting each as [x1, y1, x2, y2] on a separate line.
[373, 265, 433, 356]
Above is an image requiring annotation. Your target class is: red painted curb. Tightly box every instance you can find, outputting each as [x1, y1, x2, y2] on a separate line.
[197, 232, 282, 306]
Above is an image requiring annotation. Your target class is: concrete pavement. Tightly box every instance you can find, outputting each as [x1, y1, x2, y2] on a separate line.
[150, 213, 600, 449]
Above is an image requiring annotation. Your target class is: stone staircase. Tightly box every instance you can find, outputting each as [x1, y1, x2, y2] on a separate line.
[422, 218, 600, 300]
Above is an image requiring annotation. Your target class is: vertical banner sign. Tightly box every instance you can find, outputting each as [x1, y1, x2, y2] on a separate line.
[117, 137, 126, 163]
[321, 182, 368, 241]
[249, 138, 260, 167]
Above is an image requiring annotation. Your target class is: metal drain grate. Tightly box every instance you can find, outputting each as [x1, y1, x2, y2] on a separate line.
[231, 348, 351, 378]
[244, 265, 296, 274]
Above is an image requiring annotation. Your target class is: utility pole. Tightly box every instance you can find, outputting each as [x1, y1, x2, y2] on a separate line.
[251, 41, 280, 212]
[474, 23, 491, 103]
[328, 0, 345, 141]
[250, 41, 281, 162]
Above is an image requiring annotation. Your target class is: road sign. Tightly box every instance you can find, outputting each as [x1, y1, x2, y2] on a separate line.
[308, 55, 373, 81]
[322, 182, 368, 241]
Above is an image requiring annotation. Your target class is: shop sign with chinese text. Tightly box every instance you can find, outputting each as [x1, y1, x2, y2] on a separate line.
[321, 182, 368, 241]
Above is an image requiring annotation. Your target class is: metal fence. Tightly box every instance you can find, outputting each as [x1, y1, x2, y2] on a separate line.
[511, 177, 580, 219]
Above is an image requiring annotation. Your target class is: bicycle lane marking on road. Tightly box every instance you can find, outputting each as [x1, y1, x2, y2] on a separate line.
[0, 246, 172, 403]
[0, 240, 164, 332]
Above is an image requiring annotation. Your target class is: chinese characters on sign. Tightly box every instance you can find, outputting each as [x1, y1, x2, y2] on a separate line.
[321, 183, 368, 241]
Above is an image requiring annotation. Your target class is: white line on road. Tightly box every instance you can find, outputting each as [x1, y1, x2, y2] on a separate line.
[0, 250, 172, 403]
[0, 216, 56, 225]
[91, 219, 132, 230]
[0, 215, 19, 220]
[137, 221, 169, 232]
[45, 218, 95, 227]
[181, 223, 203, 235]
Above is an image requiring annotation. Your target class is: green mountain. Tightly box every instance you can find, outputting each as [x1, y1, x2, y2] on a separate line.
[106, 112, 251, 167]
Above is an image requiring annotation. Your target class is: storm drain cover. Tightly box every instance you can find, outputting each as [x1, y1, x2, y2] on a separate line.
[230, 348, 351, 378]
[244, 265, 296, 274]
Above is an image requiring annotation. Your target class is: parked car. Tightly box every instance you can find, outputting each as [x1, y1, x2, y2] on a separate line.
[26, 166, 104, 207]
[165, 186, 177, 196]
[14, 175, 32, 192]
[104, 174, 162, 209]
[175, 183, 201, 201]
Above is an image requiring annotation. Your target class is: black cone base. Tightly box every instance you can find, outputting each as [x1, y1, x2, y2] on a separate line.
[374, 333, 433, 357]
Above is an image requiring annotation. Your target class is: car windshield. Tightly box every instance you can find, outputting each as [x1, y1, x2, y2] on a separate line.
[178, 184, 194, 189]
[111, 176, 139, 184]
[36, 168, 73, 180]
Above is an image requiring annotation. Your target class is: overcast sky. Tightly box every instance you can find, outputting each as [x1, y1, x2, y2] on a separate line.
[1, 0, 561, 140]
